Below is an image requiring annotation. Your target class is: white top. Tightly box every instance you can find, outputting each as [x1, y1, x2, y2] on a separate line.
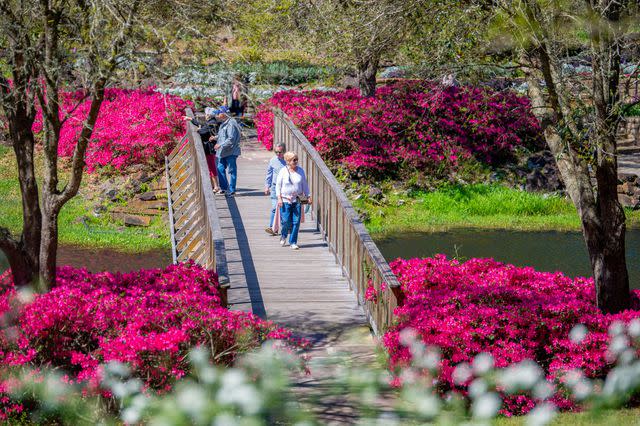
[275, 166, 310, 204]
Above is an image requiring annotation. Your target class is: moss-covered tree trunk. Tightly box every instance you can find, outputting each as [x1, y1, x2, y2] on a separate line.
[357, 56, 379, 98]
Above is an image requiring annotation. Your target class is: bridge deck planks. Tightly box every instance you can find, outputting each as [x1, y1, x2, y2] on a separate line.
[214, 135, 371, 336]
[211, 134, 379, 421]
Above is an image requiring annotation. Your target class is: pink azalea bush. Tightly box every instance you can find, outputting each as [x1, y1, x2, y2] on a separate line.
[32, 88, 191, 172]
[256, 81, 542, 179]
[382, 255, 640, 415]
[0, 263, 295, 403]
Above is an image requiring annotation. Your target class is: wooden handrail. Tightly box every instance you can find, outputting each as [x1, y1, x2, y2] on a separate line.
[166, 108, 229, 301]
[273, 108, 402, 335]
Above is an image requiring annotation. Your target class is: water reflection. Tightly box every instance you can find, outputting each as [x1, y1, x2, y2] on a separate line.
[377, 229, 640, 290]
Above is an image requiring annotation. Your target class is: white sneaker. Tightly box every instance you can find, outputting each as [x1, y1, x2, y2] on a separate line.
[280, 239, 286, 246]
[290, 244, 299, 250]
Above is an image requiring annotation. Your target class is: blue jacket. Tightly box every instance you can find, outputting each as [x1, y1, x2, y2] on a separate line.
[265, 156, 286, 193]
[216, 117, 241, 158]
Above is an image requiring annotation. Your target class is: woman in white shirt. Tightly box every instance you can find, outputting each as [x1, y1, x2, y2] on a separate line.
[276, 151, 312, 250]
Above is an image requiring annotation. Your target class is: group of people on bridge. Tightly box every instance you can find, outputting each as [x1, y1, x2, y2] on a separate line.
[183, 106, 242, 197]
[186, 108, 312, 251]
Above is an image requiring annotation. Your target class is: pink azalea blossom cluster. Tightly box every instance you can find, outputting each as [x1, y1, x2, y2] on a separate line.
[255, 81, 542, 178]
[32, 88, 191, 172]
[0, 263, 295, 413]
[383, 255, 640, 415]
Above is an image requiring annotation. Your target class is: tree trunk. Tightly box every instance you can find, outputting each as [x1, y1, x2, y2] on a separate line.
[357, 56, 379, 97]
[581, 202, 629, 313]
[13, 135, 42, 271]
[38, 208, 59, 291]
[588, 1, 630, 312]
[1, 75, 41, 287]
[522, 43, 630, 313]
[0, 229, 35, 287]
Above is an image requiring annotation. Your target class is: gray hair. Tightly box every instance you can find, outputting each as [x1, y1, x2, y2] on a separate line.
[274, 142, 286, 151]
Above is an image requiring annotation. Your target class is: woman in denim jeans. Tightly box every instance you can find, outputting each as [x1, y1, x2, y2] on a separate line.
[275, 152, 312, 250]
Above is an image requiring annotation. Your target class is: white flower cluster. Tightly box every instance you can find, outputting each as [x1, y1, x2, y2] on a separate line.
[5, 320, 640, 425]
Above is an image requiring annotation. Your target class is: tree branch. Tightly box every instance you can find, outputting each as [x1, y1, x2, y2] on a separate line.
[58, 0, 143, 207]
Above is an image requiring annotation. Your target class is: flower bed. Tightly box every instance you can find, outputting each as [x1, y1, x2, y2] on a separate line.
[383, 255, 640, 415]
[255, 81, 542, 179]
[32, 88, 191, 172]
[0, 263, 295, 396]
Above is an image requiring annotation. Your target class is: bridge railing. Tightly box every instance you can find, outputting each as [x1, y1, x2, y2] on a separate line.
[165, 108, 229, 302]
[273, 108, 403, 335]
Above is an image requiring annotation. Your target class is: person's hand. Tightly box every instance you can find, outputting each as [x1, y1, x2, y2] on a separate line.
[209, 136, 215, 141]
[214, 144, 220, 150]
[308, 196, 313, 205]
[182, 116, 192, 121]
[277, 198, 283, 208]
[264, 187, 270, 195]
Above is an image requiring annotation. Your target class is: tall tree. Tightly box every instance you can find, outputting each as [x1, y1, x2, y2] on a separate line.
[0, 0, 144, 291]
[304, 0, 427, 97]
[492, 0, 637, 312]
[230, 0, 439, 96]
[0, 0, 218, 291]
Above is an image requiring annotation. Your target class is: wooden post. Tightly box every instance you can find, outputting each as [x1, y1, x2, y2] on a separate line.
[165, 108, 230, 304]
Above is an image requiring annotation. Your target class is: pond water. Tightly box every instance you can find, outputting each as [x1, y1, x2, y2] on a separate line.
[377, 229, 640, 290]
[0, 246, 171, 274]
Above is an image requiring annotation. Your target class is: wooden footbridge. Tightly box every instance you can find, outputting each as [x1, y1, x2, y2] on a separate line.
[166, 108, 402, 341]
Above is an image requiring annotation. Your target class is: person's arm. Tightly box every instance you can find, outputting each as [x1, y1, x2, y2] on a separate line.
[265, 161, 273, 194]
[184, 117, 200, 126]
[214, 125, 227, 150]
[298, 168, 309, 196]
[299, 168, 312, 204]
[276, 170, 284, 207]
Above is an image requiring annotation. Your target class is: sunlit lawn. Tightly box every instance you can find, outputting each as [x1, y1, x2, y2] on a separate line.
[0, 144, 170, 252]
[353, 183, 640, 238]
[494, 407, 640, 425]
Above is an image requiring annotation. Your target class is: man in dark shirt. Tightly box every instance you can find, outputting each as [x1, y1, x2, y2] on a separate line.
[183, 107, 221, 192]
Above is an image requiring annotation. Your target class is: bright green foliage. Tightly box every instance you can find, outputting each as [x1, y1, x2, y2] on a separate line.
[352, 184, 640, 237]
[399, 1, 491, 78]
[227, 0, 313, 63]
[0, 146, 169, 252]
[199, 61, 339, 85]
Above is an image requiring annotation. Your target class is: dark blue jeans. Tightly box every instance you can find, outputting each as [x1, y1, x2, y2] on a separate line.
[217, 155, 237, 193]
[280, 202, 301, 245]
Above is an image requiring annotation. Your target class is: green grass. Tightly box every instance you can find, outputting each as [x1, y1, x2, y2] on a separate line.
[353, 183, 640, 238]
[494, 407, 640, 425]
[0, 144, 170, 252]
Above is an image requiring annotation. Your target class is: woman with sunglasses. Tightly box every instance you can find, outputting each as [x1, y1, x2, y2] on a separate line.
[275, 151, 312, 250]
[264, 142, 287, 236]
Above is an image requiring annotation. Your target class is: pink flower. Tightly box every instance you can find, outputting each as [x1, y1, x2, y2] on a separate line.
[32, 88, 193, 173]
[255, 82, 542, 180]
[383, 255, 640, 415]
[0, 263, 299, 419]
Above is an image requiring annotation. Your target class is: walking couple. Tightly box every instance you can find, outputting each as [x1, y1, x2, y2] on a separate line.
[264, 143, 312, 250]
[184, 106, 241, 197]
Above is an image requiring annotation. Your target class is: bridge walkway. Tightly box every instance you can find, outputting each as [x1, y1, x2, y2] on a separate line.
[216, 132, 378, 422]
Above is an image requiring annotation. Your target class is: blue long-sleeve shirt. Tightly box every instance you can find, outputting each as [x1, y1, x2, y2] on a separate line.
[265, 156, 286, 193]
[216, 117, 241, 158]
